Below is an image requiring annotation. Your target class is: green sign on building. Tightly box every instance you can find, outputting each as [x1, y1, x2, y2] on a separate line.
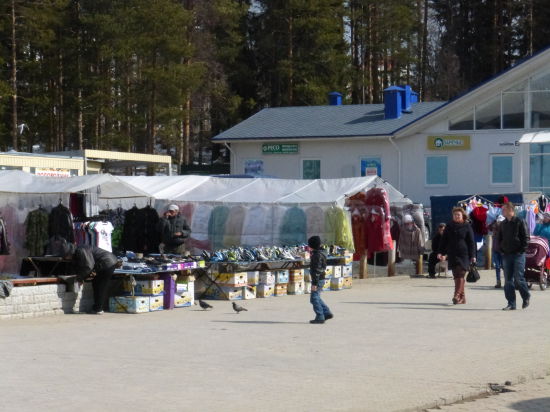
[262, 143, 299, 154]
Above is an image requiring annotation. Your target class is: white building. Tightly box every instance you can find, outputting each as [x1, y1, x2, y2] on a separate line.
[212, 47, 550, 205]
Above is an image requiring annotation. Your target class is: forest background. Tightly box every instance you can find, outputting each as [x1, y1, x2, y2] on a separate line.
[1, 0, 549, 169]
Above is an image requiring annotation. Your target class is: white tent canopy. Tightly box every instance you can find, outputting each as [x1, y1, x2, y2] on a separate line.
[119, 175, 410, 206]
[519, 131, 550, 144]
[0, 170, 149, 200]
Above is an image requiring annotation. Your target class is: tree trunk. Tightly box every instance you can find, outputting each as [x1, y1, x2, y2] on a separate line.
[288, 15, 293, 105]
[184, 94, 191, 165]
[420, 0, 428, 100]
[10, 0, 18, 151]
[58, 48, 65, 150]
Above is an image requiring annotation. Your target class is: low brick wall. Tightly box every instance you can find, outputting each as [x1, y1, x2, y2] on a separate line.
[0, 283, 95, 320]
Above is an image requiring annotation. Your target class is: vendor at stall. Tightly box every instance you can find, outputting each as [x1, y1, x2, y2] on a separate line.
[157, 204, 191, 255]
[64, 243, 119, 314]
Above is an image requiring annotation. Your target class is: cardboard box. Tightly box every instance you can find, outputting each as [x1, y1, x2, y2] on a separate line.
[342, 264, 353, 277]
[325, 266, 334, 278]
[344, 252, 353, 264]
[176, 279, 194, 294]
[319, 279, 331, 291]
[242, 285, 256, 300]
[275, 270, 289, 284]
[304, 282, 311, 294]
[109, 296, 149, 314]
[257, 284, 274, 298]
[333, 266, 342, 278]
[343, 276, 353, 289]
[330, 277, 344, 290]
[288, 281, 305, 295]
[149, 296, 164, 311]
[174, 292, 193, 307]
[122, 279, 164, 296]
[304, 269, 311, 282]
[214, 272, 248, 286]
[289, 269, 304, 282]
[274, 283, 288, 296]
[247, 271, 260, 285]
[203, 285, 243, 301]
[259, 271, 275, 285]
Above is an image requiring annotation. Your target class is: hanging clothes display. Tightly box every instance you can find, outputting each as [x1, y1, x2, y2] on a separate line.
[24, 207, 49, 256]
[306, 206, 325, 241]
[74, 220, 115, 252]
[48, 203, 75, 243]
[0, 216, 10, 255]
[469, 204, 489, 236]
[398, 220, 424, 260]
[324, 206, 354, 251]
[121, 205, 160, 253]
[279, 207, 307, 246]
[363, 187, 393, 257]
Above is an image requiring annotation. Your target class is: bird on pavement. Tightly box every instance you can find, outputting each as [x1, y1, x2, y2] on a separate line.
[232, 302, 248, 313]
[199, 300, 213, 310]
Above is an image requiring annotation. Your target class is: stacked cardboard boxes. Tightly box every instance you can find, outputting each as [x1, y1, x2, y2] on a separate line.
[111, 279, 166, 313]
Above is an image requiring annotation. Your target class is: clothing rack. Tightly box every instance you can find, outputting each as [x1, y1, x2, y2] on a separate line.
[456, 194, 495, 208]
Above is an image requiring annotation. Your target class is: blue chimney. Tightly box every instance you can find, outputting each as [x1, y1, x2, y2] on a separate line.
[328, 91, 342, 106]
[399, 85, 412, 112]
[384, 86, 403, 119]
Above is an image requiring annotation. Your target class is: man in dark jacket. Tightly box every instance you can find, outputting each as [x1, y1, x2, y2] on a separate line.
[498, 202, 530, 311]
[427, 223, 446, 278]
[65, 244, 119, 314]
[157, 204, 191, 255]
[308, 236, 333, 324]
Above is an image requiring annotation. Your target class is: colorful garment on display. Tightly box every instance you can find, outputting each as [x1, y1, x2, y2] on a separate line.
[24, 207, 49, 256]
[324, 206, 354, 251]
[48, 203, 75, 243]
[469, 205, 489, 235]
[280, 207, 307, 246]
[364, 187, 393, 256]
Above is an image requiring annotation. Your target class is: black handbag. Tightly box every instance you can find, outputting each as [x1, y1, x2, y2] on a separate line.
[466, 264, 480, 283]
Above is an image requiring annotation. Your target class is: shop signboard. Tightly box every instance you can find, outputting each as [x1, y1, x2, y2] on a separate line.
[360, 157, 381, 177]
[33, 167, 74, 178]
[427, 135, 470, 150]
[262, 143, 299, 154]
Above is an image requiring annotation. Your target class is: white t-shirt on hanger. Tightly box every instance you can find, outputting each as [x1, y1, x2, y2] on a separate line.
[94, 221, 114, 252]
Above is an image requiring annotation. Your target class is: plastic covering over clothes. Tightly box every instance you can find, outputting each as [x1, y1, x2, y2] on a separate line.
[280, 207, 307, 246]
[324, 206, 354, 251]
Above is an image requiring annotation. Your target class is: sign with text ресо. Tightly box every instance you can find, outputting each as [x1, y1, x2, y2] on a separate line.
[262, 143, 299, 154]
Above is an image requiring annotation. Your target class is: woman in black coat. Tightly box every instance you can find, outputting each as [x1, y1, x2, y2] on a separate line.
[438, 207, 476, 304]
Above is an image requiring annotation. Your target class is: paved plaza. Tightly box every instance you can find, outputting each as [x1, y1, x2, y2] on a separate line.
[1, 270, 549, 412]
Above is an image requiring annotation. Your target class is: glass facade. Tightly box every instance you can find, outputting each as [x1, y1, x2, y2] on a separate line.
[529, 143, 550, 193]
[448, 67, 550, 131]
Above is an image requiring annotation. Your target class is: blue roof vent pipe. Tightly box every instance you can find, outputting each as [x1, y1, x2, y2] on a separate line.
[399, 85, 412, 113]
[328, 91, 342, 106]
[383, 86, 404, 119]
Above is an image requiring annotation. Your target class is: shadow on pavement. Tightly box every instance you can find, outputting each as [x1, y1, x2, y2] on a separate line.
[342, 302, 499, 311]
[212, 320, 307, 325]
[510, 397, 550, 411]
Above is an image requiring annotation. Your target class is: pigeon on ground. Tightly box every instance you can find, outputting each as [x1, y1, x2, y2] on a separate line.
[199, 300, 213, 310]
[232, 302, 248, 313]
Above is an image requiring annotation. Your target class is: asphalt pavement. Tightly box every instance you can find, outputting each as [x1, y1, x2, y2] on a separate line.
[1, 270, 549, 412]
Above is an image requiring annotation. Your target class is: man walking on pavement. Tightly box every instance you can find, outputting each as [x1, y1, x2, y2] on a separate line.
[498, 202, 531, 311]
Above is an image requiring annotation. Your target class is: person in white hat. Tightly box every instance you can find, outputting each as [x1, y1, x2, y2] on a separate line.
[157, 204, 191, 255]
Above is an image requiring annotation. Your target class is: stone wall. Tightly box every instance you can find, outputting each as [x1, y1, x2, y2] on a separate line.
[0, 283, 94, 320]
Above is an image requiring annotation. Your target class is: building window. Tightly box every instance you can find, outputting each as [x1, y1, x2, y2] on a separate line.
[475, 95, 501, 129]
[491, 155, 513, 184]
[449, 110, 474, 130]
[529, 143, 550, 194]
[502, 92, 525, 129]
[426, 156, 447, 185]
[531, 91, 550, 128]
[303, 159, 320, 179]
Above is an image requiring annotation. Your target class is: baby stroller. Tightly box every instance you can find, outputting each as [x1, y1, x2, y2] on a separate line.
[524, 236, 549, 290]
